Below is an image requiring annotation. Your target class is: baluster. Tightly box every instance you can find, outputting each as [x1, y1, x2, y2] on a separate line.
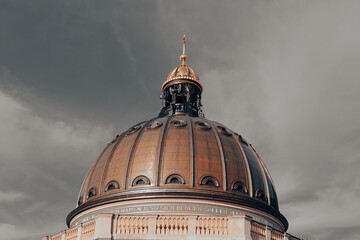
[156, 218, 160, 234]
[159, 218, 164, 234]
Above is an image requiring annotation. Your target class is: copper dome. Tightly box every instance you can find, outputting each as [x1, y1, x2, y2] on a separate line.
[67, 35, 288, 231]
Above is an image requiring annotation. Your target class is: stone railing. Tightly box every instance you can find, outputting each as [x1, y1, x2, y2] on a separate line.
[81, 220, 95, 239]
[271, 228, 285, 240]
[156, 216, 188, 235]
[43, 214, 304, 240]
[250, 221, 266, 240]
[48, 231, 63, 240]
[65, 227, 78, 240]
[115, 216, 149, 234]
[196, 217, 228, 235]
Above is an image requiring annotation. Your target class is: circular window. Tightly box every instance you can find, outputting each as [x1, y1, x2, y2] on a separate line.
[147, 121, 163, 129]
[217, 125, 231, 136]
[126, 125, 141, 135]
[195, 121, 211, 130]
[170, 120, 187, 127]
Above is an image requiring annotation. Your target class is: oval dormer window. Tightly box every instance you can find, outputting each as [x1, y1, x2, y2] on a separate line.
[200, 176, 219, 187]
[132, 175, 151, 186]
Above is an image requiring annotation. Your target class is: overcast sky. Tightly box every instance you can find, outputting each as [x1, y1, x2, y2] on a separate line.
[0, 1, 359, 239]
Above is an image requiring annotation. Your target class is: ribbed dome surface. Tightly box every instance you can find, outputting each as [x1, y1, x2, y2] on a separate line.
[77, 115, 278, 211]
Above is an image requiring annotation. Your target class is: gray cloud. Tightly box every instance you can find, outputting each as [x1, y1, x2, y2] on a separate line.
[1, 1, 359, 240]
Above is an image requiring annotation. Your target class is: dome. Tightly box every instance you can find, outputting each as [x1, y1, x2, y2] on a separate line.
[66, 35, 288, 232]
[162, 65, 202, 92]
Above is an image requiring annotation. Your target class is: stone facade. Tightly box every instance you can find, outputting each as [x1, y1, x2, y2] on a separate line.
[43, 213, 301, 240]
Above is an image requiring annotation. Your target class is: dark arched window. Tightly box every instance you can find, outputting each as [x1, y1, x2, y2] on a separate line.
[105, 180, 120, 192]
[232, 181, 248, 193]
[255, 189, 267, 202]
[216, 125, 231, 136]
[165, 174, 186, 184]
[132, 175, 151, 186]
[200, 176, 219, 187]
[170, 120, 187, 127]
[87, 187, 96, 199]
[136, 179, 145, 185]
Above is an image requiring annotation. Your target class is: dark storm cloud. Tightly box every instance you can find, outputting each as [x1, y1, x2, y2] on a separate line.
[1, 1, 359, 240]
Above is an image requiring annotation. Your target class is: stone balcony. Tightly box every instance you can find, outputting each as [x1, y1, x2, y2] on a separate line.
[43, 214, 302, 240]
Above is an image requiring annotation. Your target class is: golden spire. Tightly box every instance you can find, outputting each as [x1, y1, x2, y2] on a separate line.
[180, 34, 187, 65]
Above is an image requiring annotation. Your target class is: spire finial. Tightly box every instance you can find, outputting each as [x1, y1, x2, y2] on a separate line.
[180, 34, 187, 65]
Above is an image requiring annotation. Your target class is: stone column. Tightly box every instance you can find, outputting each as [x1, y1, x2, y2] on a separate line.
[187, 215, 197, 238]
[147, 215, 158, 237]
[93, 213, 113, 240]
[61, 230, 66, 240]
[76, 226, 82, 240]
[265, 226, 271, 240]
[230, 215, 252, 240]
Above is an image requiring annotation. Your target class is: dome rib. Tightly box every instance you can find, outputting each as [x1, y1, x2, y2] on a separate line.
[78, 144, 109, 205]
[207, 120, 228, 191]
[258, 156, 279, 209]
[232, 134, 253, 197]
[155, 116, 173, 187]
[239, 141, 266, 200]
[76, 166, 92, 207]
[249, 145, 270, 205]
[192, 117, 222, 189]
[186, 115, 195, 187]
[85, 142, 116, 197]
[99, 134, 124, 196]
[124, 121, 149, 189]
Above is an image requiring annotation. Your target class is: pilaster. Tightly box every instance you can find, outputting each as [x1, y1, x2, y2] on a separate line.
[93, 213, 113, 240]
[188, 216, 197, 236]
[265, 226, 271, 240]
[230, 215, 252, 240]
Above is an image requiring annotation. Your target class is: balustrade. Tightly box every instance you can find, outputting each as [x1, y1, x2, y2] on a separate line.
[44, 214, 305, 240]
[250, 221, 266, 240]
[156, 217, 188, 235]
[49, 232, 62, 240]
[115, 216, 148, 234]
[65, 227, 78, 240]
[196, 217, 228, 235]
[271, 229, 284, 240]
[81, 220, 95, 239]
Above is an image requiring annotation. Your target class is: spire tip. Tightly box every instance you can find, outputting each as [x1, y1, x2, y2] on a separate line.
[180, 34, 187, 65]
